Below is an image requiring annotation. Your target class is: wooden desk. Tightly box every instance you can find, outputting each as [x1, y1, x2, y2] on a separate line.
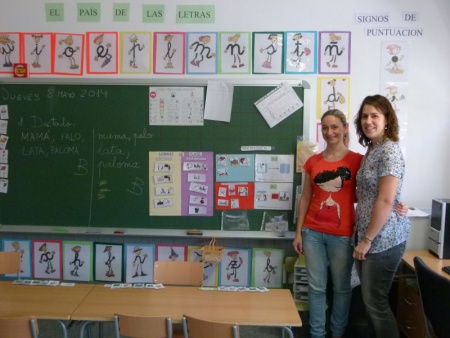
[71, 285, 302, 338]
[0, 281, 95, 338]
[402, 250, 450, 279]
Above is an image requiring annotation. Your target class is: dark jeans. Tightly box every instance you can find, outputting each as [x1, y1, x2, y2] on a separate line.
[355, 242, 406, 338]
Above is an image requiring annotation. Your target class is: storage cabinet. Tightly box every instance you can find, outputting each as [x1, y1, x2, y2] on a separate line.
[397, 275, 426, 338]
[293, 256, 309, 304]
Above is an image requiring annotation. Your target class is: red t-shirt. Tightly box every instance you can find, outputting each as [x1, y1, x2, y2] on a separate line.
[303, 151, 363, 237]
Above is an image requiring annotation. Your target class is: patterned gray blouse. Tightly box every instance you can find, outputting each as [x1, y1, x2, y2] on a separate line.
[355, 140, 410, 253]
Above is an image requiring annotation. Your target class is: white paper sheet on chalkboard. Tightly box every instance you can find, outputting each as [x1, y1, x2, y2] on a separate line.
[254, 83, 303, 128]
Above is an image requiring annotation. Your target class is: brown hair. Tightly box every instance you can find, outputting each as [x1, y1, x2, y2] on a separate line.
[354, 94, 399, 147]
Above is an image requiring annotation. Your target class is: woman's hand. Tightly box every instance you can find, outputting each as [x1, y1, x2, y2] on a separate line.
[292, 233, 303, 255]
[353, 239, 371, 261]
[394, 201, 409, 216]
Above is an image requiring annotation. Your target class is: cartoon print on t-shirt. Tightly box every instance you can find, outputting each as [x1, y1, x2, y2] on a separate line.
[313, 166, 351, 227]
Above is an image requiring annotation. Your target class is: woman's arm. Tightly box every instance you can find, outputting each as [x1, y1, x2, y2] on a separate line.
[353, 174, 399, 260]
[293, 173, 313, 254]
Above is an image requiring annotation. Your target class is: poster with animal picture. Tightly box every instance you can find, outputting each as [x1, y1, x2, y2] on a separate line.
[1, 239, 32, 278]
[252, 32, 284, 74]
[317, 76, 351, 120]
[62, 241, 93, 282]
[318, 31, 351, 74]
[156, 244, 187, 261]
[188, 246, 218, 287]
[32, 240, 62, 280]
[251, 248, 284, 288]
[93, 243, 123, 283]
[284, 31, 317, 74]
[219, 248, 251, 287]
[124, 244, 155, 284]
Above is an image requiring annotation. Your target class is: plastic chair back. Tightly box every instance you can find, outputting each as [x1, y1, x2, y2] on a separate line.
[182, 315, 239, 338]
[114, 313, 173, 338]
[153, 261, 203, 286]
[0, 251, 21, 279]
[0, 316, 38, 338]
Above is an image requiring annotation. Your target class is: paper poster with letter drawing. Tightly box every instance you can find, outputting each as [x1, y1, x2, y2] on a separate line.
[284, 31, 317, 74]
[1, 238, 32, 279]
[93, 243, 123, 283]
[124, 243, 154, 284]
[53, 33, 84, 75]
[251, 248, 284, 288]
[219, 248, 251, 287]
[86, 32, 118, 74]
[254, 83, 303, 128]
[32, 239, 62, 280]
[0, 33, 21, 74]
[254, 182, 293, 210]
[23, 32, 53, 75]
[156, 244, 187, 262]
[252, 32, 284, 74]
[186, 32, 217, 74]
[120, 32, 151, 74]
[319, 31, 351, 74]
[153, 32, 185, 75]
[188, 246, 218, 287]
[62, 241, 93, 282]
[219, 32, 251, 74]
[381, 81, 409, 156]
[380, 41, 409, 82]
[317, 76, 350, 120]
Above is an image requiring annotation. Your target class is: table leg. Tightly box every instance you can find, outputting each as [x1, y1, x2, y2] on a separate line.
[55, 320, 68, 338]
[282, 326, 294, 338]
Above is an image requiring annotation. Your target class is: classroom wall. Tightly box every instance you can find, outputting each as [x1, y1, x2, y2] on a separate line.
[1, 0, 449, 213]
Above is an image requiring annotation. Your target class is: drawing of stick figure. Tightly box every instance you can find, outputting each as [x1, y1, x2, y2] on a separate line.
[226, 251, 243, 282]
[128, 34, 145, 69]
[189, 35, 215, 67]
[193, 251, 213, 281]
[224, 33, 246, 68]
[39, 243, 55, 274]
[93, 34, 112, 68]
[324, 33, 345, 68]
[69, 245, 84, 277]
[58, 35, 80, 69]
[385, 44, 404, 74]
[11, 241, 24, 273]
[104, 245, 115, 277]
[263, 251, 277, 283]
[323, 79, 346, 110]
[30, 34, 45, 68]
[0, 34, 15, 67]
[260, 34, 278, 69]
[290, 33, 311, 69]
[132, 246, 148, 278]
[163, 34, 176, 69]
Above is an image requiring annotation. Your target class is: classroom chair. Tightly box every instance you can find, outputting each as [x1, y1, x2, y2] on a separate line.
[182, 315, 239, 338]
[0, 251, 21, 279]
[114, 313, 180, 338]
[413, 256, 450, 338]
[0, 316, 39, 338]
[153, 261, 203, 286]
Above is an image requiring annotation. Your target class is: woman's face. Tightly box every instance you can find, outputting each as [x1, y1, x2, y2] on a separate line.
[360, 104, 387, 144]
[321, 115, 347, 146]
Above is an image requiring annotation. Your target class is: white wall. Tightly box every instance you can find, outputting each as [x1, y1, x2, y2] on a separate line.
[1, 0, 449, 211]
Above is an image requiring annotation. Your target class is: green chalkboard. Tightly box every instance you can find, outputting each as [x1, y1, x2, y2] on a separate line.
[0, 83, 303, 230]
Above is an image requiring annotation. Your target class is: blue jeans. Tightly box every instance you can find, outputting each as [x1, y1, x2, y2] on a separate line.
[302, 228, 354, 338]
[355, 242, 406, 338]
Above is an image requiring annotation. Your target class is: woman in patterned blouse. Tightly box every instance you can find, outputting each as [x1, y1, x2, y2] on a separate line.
[353, 94, 410, 338]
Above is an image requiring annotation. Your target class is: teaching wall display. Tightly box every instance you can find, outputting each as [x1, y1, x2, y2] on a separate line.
[0, 83, 303, 230]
